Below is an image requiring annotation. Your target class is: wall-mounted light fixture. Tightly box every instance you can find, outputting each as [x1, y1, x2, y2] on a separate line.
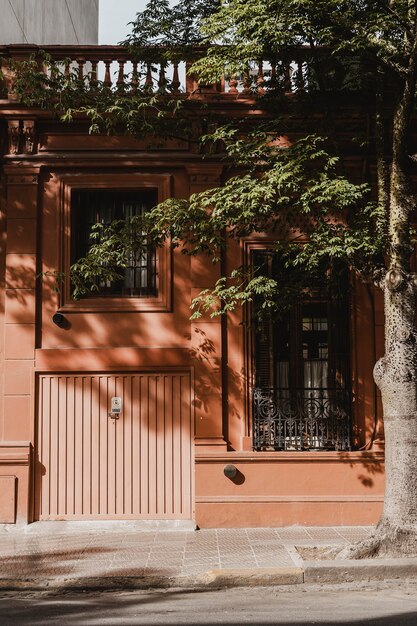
[223, 464, 238, 480]
[52, 312, 67, 328]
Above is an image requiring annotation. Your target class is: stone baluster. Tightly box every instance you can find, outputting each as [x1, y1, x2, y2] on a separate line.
[77, 58, 85, 82]
[158, 62, 167, 92]
[49, 60, 57, 84]
[257, 61, 265, 94]
[284, 62, 291, 92]
[117, 60, 125, 90]
[228, 74, 238, 94]
[131, 61, 139, 92]
[103, 60, 112, 88]
[241, 66, 251, 96]
[145, 64, 153, 91]
[296, 59, 304, 91]
[64, 59, 71, 81]
[270, 63, 278, 89]
[172, 62, 181, 93]
[90, 60, 98, 87]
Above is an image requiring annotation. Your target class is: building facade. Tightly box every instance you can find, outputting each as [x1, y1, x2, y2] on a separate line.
[0, 45, 385, 527]
[0, 0, 98, 45]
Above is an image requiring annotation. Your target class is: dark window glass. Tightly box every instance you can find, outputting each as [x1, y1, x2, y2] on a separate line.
[252, 250, 351, 451]
[71, 189, 157, 297]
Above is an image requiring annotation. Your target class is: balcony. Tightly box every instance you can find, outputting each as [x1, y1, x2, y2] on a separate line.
[252, 387, 352, 452]
[0, 44, 324, 102]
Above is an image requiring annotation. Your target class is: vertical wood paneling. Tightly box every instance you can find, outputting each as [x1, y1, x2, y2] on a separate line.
[132, 375, 140, 515]
[173, 375, 182, 516]
[91, 376, 100, 515]
[66, 377, 75, 516]
[49, 377, 59, 516]
[164, 376, 173, 516]
[37, 372, 193, 520]
[74, 377, 83, 514]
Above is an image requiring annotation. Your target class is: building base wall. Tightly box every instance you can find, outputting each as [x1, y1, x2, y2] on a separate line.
[0, 442, 32, 524]
[195, 451, 384, 528]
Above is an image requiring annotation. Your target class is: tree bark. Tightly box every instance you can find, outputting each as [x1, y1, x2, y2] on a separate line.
[338, 20, 417, 554]
[339, 92, 417, 558]
[339, 273, 417, 558]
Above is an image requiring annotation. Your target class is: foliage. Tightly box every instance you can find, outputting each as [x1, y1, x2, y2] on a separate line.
[123, 0, 219, 47]
[10, 0, 417, 319]
[7, 52, 187, 138]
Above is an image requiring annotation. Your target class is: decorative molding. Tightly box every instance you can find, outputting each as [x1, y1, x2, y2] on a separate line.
[195, 437, 228, 449]
[196, 495, 384, 503]
[6, 120, 37, 155]
[0, 442, 32, 465]
[195, 450, 385, 462]
[39, 134, 189, 152]
[185, 164, 224, 187]
[22, 120, 36, 155]
[7, 174, 39, 185]
[35, 348, 192, 370]
[7, 120, 19, 155]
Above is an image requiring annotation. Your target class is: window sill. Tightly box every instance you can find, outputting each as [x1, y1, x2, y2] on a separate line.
[59, 294, 171, 313]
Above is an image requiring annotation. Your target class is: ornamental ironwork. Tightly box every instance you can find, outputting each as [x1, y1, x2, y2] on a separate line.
[253, 387, 351, 451]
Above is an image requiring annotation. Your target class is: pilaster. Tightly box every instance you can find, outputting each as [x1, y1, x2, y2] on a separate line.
[0, 164, 40, 522]
[186, 164, 227, 451]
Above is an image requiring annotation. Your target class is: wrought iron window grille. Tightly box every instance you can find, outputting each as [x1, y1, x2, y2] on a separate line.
[253, 387, 352, 451]
[71, 189, 157, 297]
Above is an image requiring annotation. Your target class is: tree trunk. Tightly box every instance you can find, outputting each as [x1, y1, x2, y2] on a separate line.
[337, 27, 417, 558]
[339, 159, 417, 559]
[339, 272, 417, 559]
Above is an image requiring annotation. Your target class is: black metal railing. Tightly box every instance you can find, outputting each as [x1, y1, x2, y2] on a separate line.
[253, 387, 351, 451]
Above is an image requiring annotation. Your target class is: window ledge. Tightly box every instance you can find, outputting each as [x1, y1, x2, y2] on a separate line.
[59, 294, 171, 313]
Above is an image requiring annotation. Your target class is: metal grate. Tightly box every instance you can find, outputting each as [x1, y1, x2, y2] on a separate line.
[253, 387, 351, 451]
[71, 189, 157, 297]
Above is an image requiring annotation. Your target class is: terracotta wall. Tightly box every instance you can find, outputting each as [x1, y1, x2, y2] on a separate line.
[195, 451, 385, 528]
[0, 127, 385, 526]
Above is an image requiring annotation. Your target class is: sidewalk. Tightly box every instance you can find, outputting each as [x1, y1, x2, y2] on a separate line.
[0, 523, 416, 590]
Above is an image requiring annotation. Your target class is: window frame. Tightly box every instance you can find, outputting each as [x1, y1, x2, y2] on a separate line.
[58, 173, 172, 313]
[250, 248, 350, 392]
[242, 239, 352, 450]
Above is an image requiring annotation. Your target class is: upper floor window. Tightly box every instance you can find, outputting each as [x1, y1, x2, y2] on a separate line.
[71, 189, 157, 298]
[57, 173, 172, 313]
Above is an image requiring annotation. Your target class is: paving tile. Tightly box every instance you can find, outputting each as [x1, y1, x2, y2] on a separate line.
[220, 562, 258, 569]
[305, 527, 341, 537]
[183, 558, 220, 567]
[276, 528, 311, 539]
[112, 551, 150, 560]
[255, 555, 294, 566]
[183, 565, 219, 572]
[143, 567, 181, 576]
[0, 525, 376, 582]
[104, 566, 146, 576]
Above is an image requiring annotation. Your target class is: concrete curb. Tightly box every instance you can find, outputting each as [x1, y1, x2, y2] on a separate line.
[1, 560, 417, 591]
[198, 567, 304, 588]
[303, 557, 417, 584]
[0, 568, 304, 592]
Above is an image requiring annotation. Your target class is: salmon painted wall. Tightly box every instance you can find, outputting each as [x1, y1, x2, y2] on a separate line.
[0, 121, 385, 526]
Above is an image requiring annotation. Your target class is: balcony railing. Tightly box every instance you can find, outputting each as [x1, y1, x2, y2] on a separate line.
[253, 387, 351, 452]
[0, 44, 325, 101]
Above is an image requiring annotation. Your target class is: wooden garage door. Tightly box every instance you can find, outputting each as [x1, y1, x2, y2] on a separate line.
[36, 372, 193, 520]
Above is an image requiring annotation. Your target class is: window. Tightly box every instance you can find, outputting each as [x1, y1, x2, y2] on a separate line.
[58, 174, 172, 313]
[251, 250, 351, 451]
[71, 189, 157, 297]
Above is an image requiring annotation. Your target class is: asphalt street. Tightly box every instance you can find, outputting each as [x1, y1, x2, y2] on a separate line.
[1, 581, 417, 625]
